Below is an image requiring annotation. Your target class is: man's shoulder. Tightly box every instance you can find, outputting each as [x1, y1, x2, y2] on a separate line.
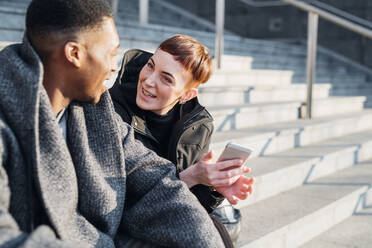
[0, 43, 21, 63]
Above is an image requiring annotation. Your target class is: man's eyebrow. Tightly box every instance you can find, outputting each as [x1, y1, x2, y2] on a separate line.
[150, 58, 175, 80]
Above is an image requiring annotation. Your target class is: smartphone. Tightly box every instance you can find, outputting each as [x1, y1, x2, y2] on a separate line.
[217, 142, 252, 167]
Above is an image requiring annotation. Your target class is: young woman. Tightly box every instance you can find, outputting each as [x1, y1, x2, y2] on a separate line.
[109, 35, 254, 243]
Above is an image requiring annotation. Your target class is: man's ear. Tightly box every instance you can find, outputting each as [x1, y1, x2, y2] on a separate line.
[64, 42, 83, 68]
[181, 88, 198, 103]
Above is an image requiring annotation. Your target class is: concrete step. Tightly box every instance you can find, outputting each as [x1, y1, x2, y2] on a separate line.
[0, 1, 28, 10]
[300, 96, 366, 118]
[250, 61, 347, 74]
[209, 70, 295, 86]
[117, 0, 215, 32]
[221, 54, 331, 72]
[292, 74, 367, 84]
[301, 200, 372, 248]
[0, 8, 25, 30]
[236, 130, 372, 209]
[0, 29, 22, 43]
[209, 101, 302, 132]
[238, 159, 372, 247]
[209, 96, 365, 132]
[198, 84, 331, 106]
[363, 95, 372, 108]
[330, 86, 372, 96]
[210, 110, 372, 159]
[113, 22, 325, 61]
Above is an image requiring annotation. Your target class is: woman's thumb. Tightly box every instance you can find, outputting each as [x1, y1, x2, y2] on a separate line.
[200, 151, 213, 162]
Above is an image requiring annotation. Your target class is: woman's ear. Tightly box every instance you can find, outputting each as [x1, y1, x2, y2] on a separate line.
[180, 88, 198, 103]
[64, 42, 83, 68]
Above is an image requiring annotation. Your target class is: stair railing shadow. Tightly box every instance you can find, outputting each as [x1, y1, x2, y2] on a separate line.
[353, 187, 372, 216]
[216, 108, 241, 132]
[258, 130, 281, 157]
[302, 143, 363, 184]
[294, 127, 305, 148]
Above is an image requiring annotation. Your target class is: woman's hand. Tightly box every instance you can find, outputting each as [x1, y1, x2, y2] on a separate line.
[179, 151, 249, 188]
[216, 176, 255, 205]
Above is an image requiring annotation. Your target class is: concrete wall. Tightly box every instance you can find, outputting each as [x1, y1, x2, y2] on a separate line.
[164, 0, 372, 68]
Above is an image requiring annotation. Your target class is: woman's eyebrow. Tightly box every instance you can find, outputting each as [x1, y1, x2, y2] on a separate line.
[151, 58, 175, 80]
[162, 71, 175, 80]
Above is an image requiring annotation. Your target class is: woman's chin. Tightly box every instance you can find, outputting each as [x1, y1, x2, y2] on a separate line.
[136, 97, 152, 111]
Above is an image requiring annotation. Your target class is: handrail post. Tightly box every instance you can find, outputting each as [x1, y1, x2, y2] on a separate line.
[139, 0, 149, 25]
[215, 0, 225, 69]
[110, 0, 119, 17]
[305, 12, 319, 119]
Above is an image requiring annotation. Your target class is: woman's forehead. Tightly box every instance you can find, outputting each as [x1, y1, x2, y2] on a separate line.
[152, 49, 183, 72]
[152, 49, 191, 83]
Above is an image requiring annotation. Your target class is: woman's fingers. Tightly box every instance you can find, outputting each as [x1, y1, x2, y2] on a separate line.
[241, 176, 255, 186]
[242, 167, 251, 174]
[235, 191, 249, 200]
[226, 195, 239, 205]
[212, 166, 249, 180]
[212, 175, 241, 187]
[216, 159, 244, 171]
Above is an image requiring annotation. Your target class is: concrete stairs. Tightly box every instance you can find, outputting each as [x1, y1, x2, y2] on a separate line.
[1, 1, 372, 247]
[116, 0, 216, 33]
[203, 54, 372, 247]
[301, 190, 372, 248]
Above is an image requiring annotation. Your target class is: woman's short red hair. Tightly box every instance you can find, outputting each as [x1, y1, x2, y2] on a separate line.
[158, 34, 213, 88]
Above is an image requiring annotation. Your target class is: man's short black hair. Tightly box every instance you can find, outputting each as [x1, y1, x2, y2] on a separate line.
[26, 0, 113, 39]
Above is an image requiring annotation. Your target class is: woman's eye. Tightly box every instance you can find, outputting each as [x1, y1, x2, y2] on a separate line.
[147, 62, 154, 69]
[163, 76, 172, 84]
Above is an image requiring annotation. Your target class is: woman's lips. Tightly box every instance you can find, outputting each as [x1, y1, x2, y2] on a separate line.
[142, 87, 156, 98]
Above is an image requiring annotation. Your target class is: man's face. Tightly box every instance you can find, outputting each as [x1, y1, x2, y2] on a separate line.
[74, 17, 120, 104]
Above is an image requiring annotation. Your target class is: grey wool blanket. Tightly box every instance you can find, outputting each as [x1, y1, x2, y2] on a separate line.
[0, 37, 224, 248]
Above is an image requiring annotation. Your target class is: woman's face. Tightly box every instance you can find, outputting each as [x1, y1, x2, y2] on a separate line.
[136, 49, 196, 115]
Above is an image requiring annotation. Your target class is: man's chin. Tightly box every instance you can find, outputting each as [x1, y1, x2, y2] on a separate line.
[81, 91, 105, 105]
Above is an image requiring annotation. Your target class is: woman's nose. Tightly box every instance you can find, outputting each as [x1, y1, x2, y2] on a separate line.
[143, 75, 156, 87]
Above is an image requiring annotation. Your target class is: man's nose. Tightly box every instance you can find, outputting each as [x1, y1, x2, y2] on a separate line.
[112, 56, 122, 72]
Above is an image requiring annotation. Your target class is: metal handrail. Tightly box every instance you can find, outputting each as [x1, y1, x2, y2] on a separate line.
[305, 0, 372, 29]
[233, 0, 372, 118]
[239, 0, 372, 30]
[284, 0, 372, 39]
[283, 0, 372, 118]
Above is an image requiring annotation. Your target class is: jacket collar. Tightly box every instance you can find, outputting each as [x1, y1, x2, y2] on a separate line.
[0, 35, 43, 131]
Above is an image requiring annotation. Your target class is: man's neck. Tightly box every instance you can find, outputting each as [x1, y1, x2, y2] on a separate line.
[43, 77, 71, 115]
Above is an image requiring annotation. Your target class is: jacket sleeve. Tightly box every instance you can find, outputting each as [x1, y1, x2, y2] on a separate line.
[115, 116, 224, 248]
[179, 122, 225, 213]
[0, 119, 86, 248]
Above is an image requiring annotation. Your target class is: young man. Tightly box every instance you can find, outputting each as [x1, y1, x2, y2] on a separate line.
[0, 0, 224, 247]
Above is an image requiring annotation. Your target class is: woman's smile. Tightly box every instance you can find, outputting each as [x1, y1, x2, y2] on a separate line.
[142, 87, 156, 98]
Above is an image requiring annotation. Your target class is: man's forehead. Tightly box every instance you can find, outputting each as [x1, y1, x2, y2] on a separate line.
[81, 17, 119, 47]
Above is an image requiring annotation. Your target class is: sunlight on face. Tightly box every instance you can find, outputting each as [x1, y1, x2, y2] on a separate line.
[136, 49, 192, 115]
[77, 17, 120, 104]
